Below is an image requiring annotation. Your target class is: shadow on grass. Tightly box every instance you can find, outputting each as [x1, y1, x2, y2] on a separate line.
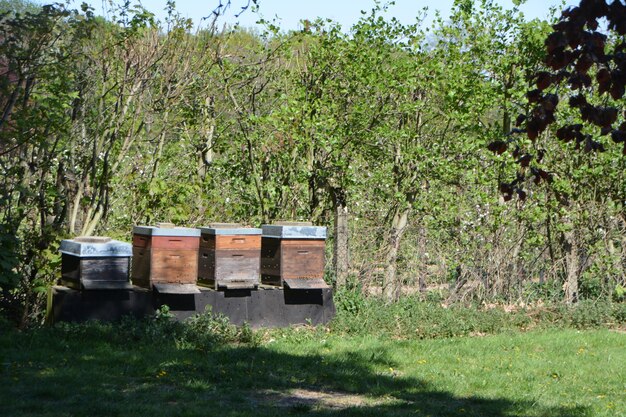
[0, 323, 589, 417]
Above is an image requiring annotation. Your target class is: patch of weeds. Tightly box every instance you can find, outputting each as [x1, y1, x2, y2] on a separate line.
[330, 293, 625, 340]
[613, 284, 626, 302]
[568, 300, 617, 328]
[522, 280, 564, 304]
[612, 302, 626, 323]
[178, 306, 260, 350]
[334, 287, 367, 315]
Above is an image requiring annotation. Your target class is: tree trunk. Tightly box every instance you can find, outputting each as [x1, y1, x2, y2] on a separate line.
[198, 96, 215, 179]
[383, 206, 411, 302]
[607, 216, 625, 284]
[417, 226, 427, 292]
[332, 189, 349, 288]
[563, 222, 579, 304]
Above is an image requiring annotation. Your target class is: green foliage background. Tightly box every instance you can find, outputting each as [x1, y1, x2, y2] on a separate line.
[0, 0, 624, 325]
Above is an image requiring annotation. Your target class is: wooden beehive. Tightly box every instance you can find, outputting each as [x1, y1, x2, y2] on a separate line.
[131, 225, 200, 294]
[198, 223, 262, 290]
[60, 236, 132, 290]
[260, 222, 328, 289]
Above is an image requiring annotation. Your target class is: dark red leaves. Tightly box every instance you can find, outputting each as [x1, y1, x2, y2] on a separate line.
[531, 167, 552, 185]
[487, 141, 508, 155]
[600, 126, 612, 136]
[526, 117, 540, 140]
[610, 82, 625, 100]
[541, 94, 559, 111]
[608, 1, 626, 35]
[569, 94, 587, 107]
[575, 53, 594, 73]
[598, 67, 612, 95]
[595, 107, 618, 128]
[568, 73, 592, 89]
[545, 31, 567, 54]
[535, 71, 553, 90]
[527, 89, 542, 103]
[516, 154, 532, 167]
[556, 124, 583, 143]
[612, 130, 626, 143]
[500, 0, 625, 202]
[583, 137, 605, 152]
[499, 183, 514, 201]
[537, 149, 545, 163]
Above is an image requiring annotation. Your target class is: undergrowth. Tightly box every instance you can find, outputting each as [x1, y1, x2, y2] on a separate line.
[329, 289, 626, 339]
[53, 305, 261, 349]
[18, 291, 626, 347]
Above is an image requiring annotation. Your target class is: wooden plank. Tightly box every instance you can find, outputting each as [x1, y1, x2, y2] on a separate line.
[80, 258, 129, 282]
[283, 278, 329, 289]
[197, 250, 216, 281]
[150, 249, 198, 284]
[280, 239, 325, 247]
[260, 237, 281, 279]
[220, 281, 257, 289]
[132, 235, 151, 249]
[199, 249, 260, 287]
[214, 250, 260, 282]
[280, 243, 325, 279]
[215, 235, 261, 250]
[61, 254, 80, 281]
[131, 248, 151, 287]
[153, 283, 200, 294]
[150, 236, 199, 250]
[199, 234, 216, 250]
[62, 254, 131, 289]
[82, 281, 133, 290]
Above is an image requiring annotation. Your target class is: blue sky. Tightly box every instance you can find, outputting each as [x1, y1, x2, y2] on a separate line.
[68, 0, 579, 30]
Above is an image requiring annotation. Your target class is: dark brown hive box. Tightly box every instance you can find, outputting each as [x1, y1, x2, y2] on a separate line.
[131, 225, 200, 293]
[198, 224, 262, 290]
[60, 236, 132, 290]
[261, 223, 328, 289]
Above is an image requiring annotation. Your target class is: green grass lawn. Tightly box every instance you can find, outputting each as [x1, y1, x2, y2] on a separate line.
[0, 323, 624, 417]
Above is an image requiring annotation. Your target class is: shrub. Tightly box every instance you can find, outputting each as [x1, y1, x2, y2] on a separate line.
[330, 294, 624, 339]
[178, 307, 260, 350]
[568, 300, 615, 329]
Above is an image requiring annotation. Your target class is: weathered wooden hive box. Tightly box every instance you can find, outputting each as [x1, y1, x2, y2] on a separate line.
[198, 223, 262, 290]
[131, 225, 200, 293]
[261, 222, 328, 289]
[60, 236, 132, 290]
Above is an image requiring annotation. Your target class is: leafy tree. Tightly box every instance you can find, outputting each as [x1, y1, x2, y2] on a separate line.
[491, 0, 626, 303]
[0, 3, 88, 325]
